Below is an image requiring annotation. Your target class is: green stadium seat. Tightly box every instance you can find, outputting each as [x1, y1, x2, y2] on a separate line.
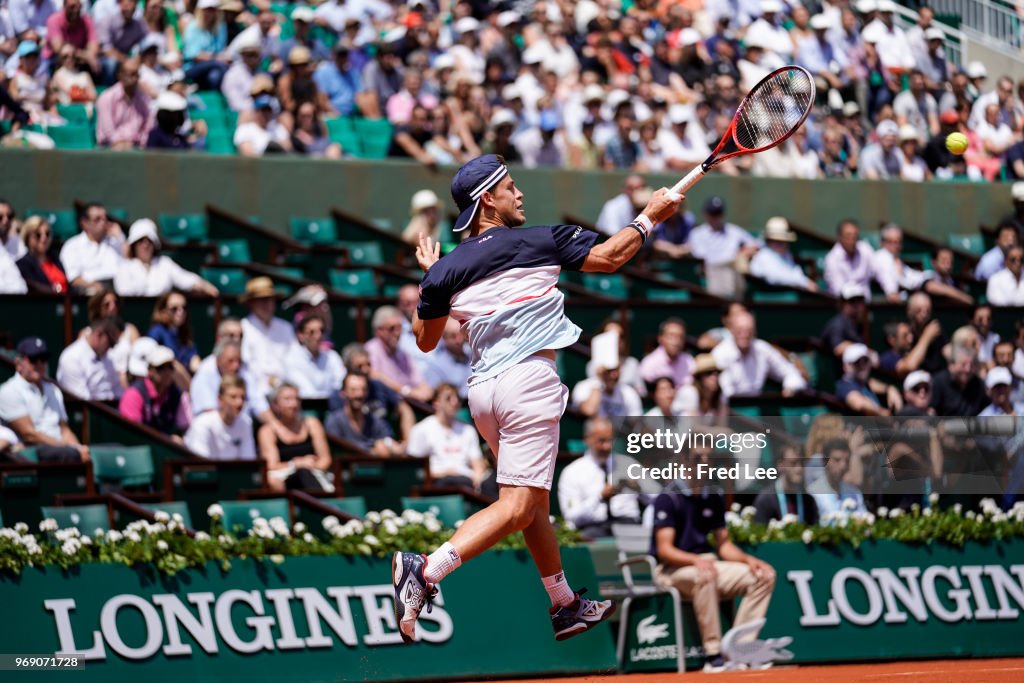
[196, 91, 227, 113]
[352, 118, 393, 159]
[201, 267, 248, 295]
[107, 207, 129, 222]
[18, 446, 38, 463]
[948, 234, 985, 256]
[320, 497, 367, 518]
[290, 217, 338, 245]
[262, 266, 305, 281]
[648, 289, 692, 302]
[141, 501, 193, 528]
[752, 290, 800, 303]
[160, 213, 208, 244]
[216, 239, 251, 264]
[863, 233, 881, 249]
[206, 130, 236, 155]
[328, 268, 378, 296]
[219, 499, 291, 532]
[343, 241, 384, 265]
[731, 405, 761, 419]
[26, 208, 79, 241]
[795, 351, 819, 389]
[89, 445, 154, 488]
[41, 504, 110, 532]
[56, 103, 92, 124]
[400, 495, 466, 528]
[780, 406, 827, 438]
[581, 273, 629, 298]
[326, 117, 362, 156]
[49, 123, 95, 150]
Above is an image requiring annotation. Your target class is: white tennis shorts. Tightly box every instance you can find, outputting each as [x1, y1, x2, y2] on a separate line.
[467, 354, 568, 490]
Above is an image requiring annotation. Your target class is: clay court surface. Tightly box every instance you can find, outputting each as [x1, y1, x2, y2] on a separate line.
[466, 658, 1024, 682]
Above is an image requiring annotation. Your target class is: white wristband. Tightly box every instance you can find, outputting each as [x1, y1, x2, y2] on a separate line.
[633, 213, 654, 238]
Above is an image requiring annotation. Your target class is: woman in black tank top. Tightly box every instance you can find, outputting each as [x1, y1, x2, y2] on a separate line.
[257, 382, 333, 492]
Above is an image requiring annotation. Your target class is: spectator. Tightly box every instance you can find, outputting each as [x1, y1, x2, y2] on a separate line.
[906, 292, 947, 373]
[749, 216, 817, 290]
[688, 196, 759, 299]
[15, 216, 64, 294]
[711, 311, 806, 398]
[558, 417, 647, 539]
[401, 189, 443, 246]
[119, 345, 191, 440]
[998, 183, 1024, 235]
[386, 68, 437, 126]
[56, 316, 123, 400]
[898, 370, 934, 416]
[362, 41, 403, 114]
[146, 290, 200, 373]
[929, 247, 960, 291]
[221, 34, 262, 112]
[993, 341, 1024, 406]
[192, 334, 269, 421]
[185, 375, 256, 460]
[365, 305, 432, 402]
[325, 373, 402, 456]
[257, 381, 332, 491]
[278, 46, 331, 115]
[8, 0, 58, 37]
[44, 0, 98, 76]
[859, 120, 902, 179]
[979, 367, 1022, 416]
[0, 224, 27, 292]
[893, 69, 939, 141]
[649, 197, 696, 260]
[897, 125, 932, 181]
[603, 108, 641, 170]
[0, 337, 87, 462]
[338, 341, 415, 441]
[59, 202, 124, 293]
[639, 317, 695, 388]
[584, 320, 646, 398]
[821, 283, 868, 361]
[422, 318, 471, 398]
[674, 353, 728, 420]
[239, 276, 292, 395]
[406, 383, 489, 493]
[9, 40, 47, 120]
[644, 376, 678, 418]
[819, 126, 857, 179]
[314, 44, 370, 118]
[51, 43, 97, 104]
[930, 345, 986, 416]
[751, 127, 821, 179]
[283, 314, 345, 400]
[879, 320, 922, 375]
[146, 91, 207, 150]
[595, 174, 647, 237]
[96, 0, 147, 85]
[824, 219, 875, 295]
[986, 245, 1024, 307]
[571, 360, 643, 419]
[972, 103, 1016, 181]
[290, 100, 342, 158]
[234, 95, 291, 156]
[924, 110, 961, 177]
[389, 104, 439, 166]
[974, 224, 1018, 282]
[0, 200, 25, 260]
[808, 439, 866, 519]
[114, 219, 218, 297]
[754, 443, 820, 525]
[836, 343, 900, 416]
[182, 0, 229, 91]
[278, 6, 329, 64]
[95, 58, 151, 149]
[971, 304, 1000, 365]
[650, 442, 777, 673]
[872, 223, 971, 304]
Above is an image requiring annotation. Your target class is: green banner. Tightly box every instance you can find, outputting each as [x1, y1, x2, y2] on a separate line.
[0, 548, 616, 682]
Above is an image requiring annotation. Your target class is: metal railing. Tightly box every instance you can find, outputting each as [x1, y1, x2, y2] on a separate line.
[892, 4, 969, 65]
[929, 0, 1023, 51]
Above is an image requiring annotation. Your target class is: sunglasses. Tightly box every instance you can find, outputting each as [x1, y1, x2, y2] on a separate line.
[167, 305, 186, 312]
[154, 363, 174, 372]
[28, 355, 50, 364]
[910, 384, 931, 393]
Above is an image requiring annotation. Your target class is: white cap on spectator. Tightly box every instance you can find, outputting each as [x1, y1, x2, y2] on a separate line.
[764, 216, 796, 241]
[138, 33, 164, 54]
[840, 283, 868, 300]
[497, 11, 521, 27]
[876, 119, 899, 138]
[410, 189, 440, 213]
[986, 366, 1013, 389]
[678, 28, 702, 46]
[842, 343, 871, 365]
[155, 91, 187, 112]
[168, 68, 186, 83]
[668, 104, 693, 124]
[607, 89, 631, 108]
[861, 23, 885, 43]
[1012, 182, 1024, 201]
[197, 0, 220, 9]
[490, 108, 517, 128]
[583, 84, 605, 103]
[522, 44, 547, 65]
[898, 124, 920, 142]
[966, 61, 988, 79]
[291, 6, 314, 22]
[235, 32, 261, 54]
[745, 34, 769, 49]
[148, 346, 176, 368]
[127, 218, 161, 247]
[160, 50, 181, 67]
[925, 27, 945, 40]
[454, 17, 480, 34]
[382, 26, 407, 43]
[855, 0, 877, 12]
[877, 0, 897, 11]
[433, 53, 455, 70]
[760, 0, 783, 12]
[809, 14, 831, 30]
[903, 370, 931, 392]
[128, 338, 158, 377]
[501, 84, 522, 101]
[842, 101, 861, 117]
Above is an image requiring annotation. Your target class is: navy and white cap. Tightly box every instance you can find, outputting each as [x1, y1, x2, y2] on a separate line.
[451, 154, 509, 233]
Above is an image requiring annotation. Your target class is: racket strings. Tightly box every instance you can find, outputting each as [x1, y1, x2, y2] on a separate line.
[733, 69, 814, 151]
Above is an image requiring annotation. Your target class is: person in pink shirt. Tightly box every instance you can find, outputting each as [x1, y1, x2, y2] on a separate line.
[385, 68, 438, 126]
[119, 345, 191, 442]
[639, 317, 696, 387]
[365, 305, 433, 401]
[44, 0, 98, 75]
[95, 58, 152, 149]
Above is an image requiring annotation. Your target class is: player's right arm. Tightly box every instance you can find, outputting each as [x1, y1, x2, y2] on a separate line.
[412, 310, 447, 353]
[582, 188, 683, 273]
[413, 232, 448, 352]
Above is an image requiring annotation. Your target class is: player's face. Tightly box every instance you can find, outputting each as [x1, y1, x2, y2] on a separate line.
[486, 175, 525, 227]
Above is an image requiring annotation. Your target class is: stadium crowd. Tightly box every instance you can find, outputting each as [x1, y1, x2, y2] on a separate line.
[1, 0, 1024, 180]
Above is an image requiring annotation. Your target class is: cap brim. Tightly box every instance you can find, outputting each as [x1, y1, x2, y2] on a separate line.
[452, 198, 481, 233]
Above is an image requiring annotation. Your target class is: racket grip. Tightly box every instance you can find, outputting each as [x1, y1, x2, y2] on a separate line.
[670, 164, 706, 195]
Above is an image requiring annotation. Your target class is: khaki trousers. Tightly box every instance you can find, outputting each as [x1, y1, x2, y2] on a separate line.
[654, 554, 776, 657]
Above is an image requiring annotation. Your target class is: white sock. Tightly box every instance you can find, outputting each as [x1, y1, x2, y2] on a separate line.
[424, 542, 461, 584]
[542, 571, 575, 608]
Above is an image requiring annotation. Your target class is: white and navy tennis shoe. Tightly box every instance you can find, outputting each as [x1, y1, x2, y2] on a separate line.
[392, 551, 438, 644]
[550, 588, 616, 641]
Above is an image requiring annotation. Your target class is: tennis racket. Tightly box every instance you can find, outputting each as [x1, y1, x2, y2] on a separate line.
[671, 66, 816, 195]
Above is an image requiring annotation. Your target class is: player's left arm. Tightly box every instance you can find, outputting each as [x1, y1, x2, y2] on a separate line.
[713, 527, 773, 578]
[582, 188, 684, 273]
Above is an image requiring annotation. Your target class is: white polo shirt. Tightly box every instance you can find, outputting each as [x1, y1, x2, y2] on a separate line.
[986, 268, 1024, 307]
[113, 255, 200, 297]
[283, 342, 346, 400]
[405, 415, 482, 479]
[0, 373, 68, 441]
[241, 314, 294, 394]
[184, 410, 256, 460]
[56, 337, 123, 401]
[59, 232, 123, 283]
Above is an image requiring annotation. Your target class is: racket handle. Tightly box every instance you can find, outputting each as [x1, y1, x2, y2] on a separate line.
[670, 164, 706, 195]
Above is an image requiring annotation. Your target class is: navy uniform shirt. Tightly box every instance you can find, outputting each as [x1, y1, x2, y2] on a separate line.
[650, 488, 725, 560]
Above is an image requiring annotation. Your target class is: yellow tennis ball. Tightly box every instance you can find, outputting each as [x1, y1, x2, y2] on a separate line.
[946, 132, 968, 155]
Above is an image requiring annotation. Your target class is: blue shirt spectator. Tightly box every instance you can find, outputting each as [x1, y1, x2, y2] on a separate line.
[314, 47, 364, 116]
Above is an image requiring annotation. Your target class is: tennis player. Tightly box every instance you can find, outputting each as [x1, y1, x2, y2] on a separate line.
[392, 154, 683, 643]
